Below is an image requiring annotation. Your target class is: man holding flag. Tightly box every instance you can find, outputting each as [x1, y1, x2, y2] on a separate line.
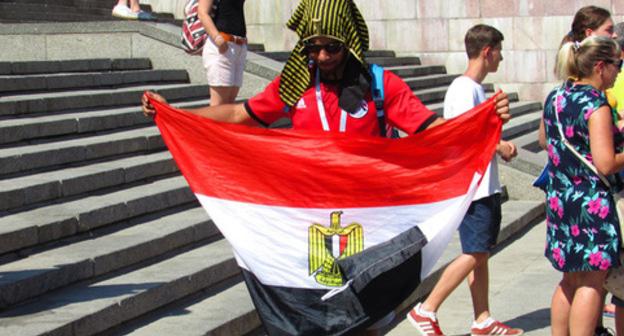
[142, 0, 512, 334]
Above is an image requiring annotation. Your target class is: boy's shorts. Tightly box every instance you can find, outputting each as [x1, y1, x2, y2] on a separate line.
[202, 37, 247, 88]
[459, 193, 502, 254]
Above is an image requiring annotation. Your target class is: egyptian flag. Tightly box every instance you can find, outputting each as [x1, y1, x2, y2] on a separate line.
[149, 96, 501, 335]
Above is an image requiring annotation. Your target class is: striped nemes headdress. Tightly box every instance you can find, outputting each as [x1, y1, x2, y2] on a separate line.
[279, 0, 370, 108]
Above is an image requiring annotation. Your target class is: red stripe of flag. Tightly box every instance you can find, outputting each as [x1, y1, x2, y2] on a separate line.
[150, 96, 501, 208]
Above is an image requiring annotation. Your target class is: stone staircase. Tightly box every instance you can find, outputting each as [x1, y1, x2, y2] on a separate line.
[0, 48, 546, 335]
[0, 0, 177, 23]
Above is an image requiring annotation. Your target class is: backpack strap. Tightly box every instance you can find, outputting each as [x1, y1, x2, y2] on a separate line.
[370, 64, 399, 138]
[369, 63, 386, 137]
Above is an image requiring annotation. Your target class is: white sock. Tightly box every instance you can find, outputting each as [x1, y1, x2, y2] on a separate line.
[472, 317, 495, 329]
[415, 303, 437, 320]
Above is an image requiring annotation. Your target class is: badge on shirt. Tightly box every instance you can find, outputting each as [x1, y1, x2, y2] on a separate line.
[349, 100, 368, 119]
[296, 98, 307, 109]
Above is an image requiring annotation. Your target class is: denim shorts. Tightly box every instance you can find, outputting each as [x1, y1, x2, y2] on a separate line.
[459, 193, 502, 254]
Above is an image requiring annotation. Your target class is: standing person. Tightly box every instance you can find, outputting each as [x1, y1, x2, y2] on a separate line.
[560, 6, 616, 46]
[197, 0, 248, 106]
[142, 0, 511, 332]
[112, 0, 155, 21]
[539, 36, 623, 336]
[405, 24, 522, 336]
[539, 6, 617, 150]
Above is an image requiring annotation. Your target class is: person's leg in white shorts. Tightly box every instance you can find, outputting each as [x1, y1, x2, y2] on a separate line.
[202, 37, 247, 106]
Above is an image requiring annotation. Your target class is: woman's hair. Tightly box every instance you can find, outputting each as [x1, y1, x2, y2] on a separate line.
[555, 36, 621, 80]
[560, 6, 612, 45]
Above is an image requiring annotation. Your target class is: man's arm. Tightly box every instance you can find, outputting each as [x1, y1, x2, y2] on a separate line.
[142, 91, 258, 126]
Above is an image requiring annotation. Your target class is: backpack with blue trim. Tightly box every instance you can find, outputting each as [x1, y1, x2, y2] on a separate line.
[369, 63, 399, 138]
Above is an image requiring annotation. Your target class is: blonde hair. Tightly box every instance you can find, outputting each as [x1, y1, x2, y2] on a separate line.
[555, 36, 620, 80]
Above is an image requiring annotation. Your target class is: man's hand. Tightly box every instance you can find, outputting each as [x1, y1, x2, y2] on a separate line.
[494, 91, 511, 124]
[142, 91, 167, 117]
[497, 140, 517, 162]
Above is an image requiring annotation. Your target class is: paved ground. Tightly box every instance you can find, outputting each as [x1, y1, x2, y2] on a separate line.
[388, 220, 617, 336]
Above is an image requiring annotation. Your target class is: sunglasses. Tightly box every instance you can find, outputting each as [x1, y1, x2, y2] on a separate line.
[303, 42, 345, 54]
[606, 59, 624, 71]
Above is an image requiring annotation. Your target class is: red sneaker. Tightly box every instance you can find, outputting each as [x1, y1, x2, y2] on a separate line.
[406, 303, 444, 336]
[471, 320, 523, 336]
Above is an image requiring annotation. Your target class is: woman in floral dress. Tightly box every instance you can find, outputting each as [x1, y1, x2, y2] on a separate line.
[542, 36, 623, 335]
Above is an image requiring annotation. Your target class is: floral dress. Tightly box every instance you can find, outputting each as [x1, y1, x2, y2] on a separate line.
[543, 80, 623, 272]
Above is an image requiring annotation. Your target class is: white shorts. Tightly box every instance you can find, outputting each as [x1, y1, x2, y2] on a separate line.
[202, 36, 247, 88]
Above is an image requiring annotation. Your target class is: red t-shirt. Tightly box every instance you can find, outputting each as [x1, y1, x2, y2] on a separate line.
[244, 70, 437, 136]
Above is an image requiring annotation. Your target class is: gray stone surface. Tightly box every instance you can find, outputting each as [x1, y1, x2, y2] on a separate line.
[0, 175, 193, 255]
[0, 240, 238, 336]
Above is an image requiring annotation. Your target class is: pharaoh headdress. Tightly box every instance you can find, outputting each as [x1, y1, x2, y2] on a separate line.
[279, 0, 371, 112]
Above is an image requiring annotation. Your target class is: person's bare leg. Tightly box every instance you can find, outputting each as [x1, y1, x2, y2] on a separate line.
[467, 253, 490, 323]
[128, 0, 140, 12]
[421, 253, 479, 312]
[551, 274, 574, 336]
[568, 271, 607, 336]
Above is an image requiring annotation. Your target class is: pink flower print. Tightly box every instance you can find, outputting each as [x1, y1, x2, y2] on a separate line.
[565, 126, 574, 138]
[558, 258, 565, 268]
[600, 257, 612, 271]
[553, 248, 562, 262]
[549, 197, 560, 211]
[557, 207, 564, 218]
[571, 225, 580, 237]
[572, 176, 582, 185]
[587, 199, 601, 215]
[584, 106, 594, 120]
[552, 154, 560, 167]
[555, 95, 565, 113]
[599, 205, 610, 219]
[589, 251, 603, 267]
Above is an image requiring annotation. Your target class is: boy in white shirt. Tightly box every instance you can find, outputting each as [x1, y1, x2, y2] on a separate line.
[406, 24, 521, 336]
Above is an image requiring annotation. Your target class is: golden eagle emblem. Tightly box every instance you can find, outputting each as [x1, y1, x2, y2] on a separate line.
[308, 211, 363, 287]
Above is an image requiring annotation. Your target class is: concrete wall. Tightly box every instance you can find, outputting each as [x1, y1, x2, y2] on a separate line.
[143, 0, 624, 102]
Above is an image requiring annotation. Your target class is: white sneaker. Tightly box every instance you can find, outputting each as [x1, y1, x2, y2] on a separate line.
[112, 5, 138, 20]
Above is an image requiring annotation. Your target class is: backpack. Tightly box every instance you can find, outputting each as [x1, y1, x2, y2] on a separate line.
[181, 0, 220, 55]
[370, 64, 399, 138]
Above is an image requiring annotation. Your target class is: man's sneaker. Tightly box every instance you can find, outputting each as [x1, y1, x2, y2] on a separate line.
[471, 320, 523, 336]
[595, 325, 615, 336]
[406, 303, 444, 336]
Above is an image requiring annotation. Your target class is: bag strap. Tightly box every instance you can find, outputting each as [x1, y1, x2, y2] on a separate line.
[552, 88, 612, 188]
[370, 64, 386, 137]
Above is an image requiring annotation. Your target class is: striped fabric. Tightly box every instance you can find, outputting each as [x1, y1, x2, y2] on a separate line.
[279, 0, 370, 107]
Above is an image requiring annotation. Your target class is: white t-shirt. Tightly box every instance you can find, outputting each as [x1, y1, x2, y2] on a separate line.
[443, 76, 501, 200]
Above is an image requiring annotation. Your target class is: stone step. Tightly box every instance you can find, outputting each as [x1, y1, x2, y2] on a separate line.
[3, 0, 128, 9]
[0, 125, 163, 175]
[0, 151, 176, 212]
[0, 58, 152, 76]
[0, 95, 243, 145]
[0, 206, 216, 309]
[403, 73, 458, 91]
[0, 83, 209, 117]
[0, 69, 189, 94]
[0, 105, 150, 145]
[502, 110, 542, 140]
[256, 50, 401, 63]
[116, 282, 260, 336]
[0, 3, 114, 20]
[0, 175, 193, 256]
[387, 64, 447, 78]
[367, 56, 422, 67]
[0, 239, 238, 336]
